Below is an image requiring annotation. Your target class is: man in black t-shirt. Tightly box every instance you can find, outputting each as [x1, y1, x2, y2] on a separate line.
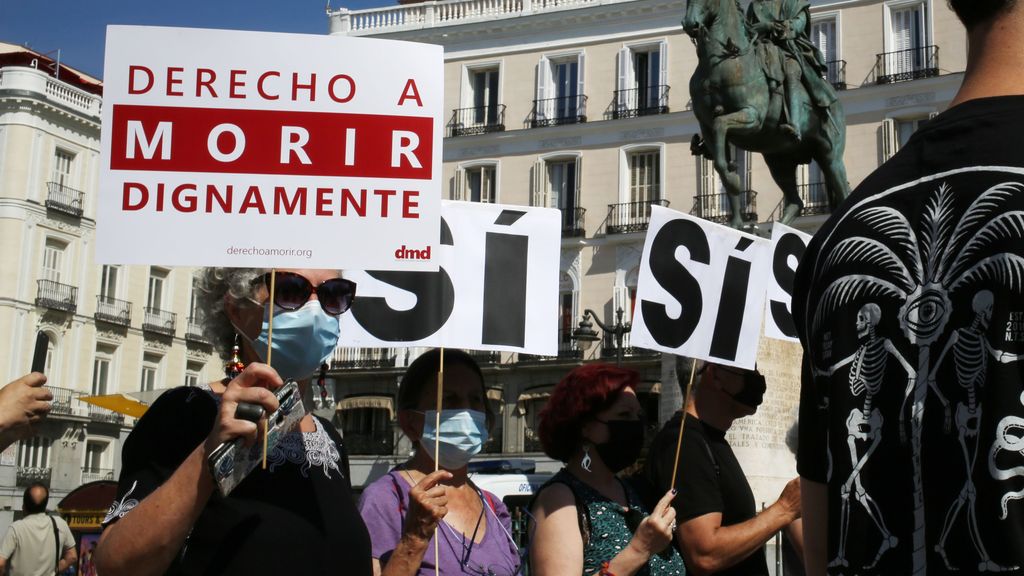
[794, 2, 1024, 574]
[646, 363, 801, 575]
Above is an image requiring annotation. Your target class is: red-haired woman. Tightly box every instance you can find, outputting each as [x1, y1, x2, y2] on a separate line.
[529, 364, 686, 576]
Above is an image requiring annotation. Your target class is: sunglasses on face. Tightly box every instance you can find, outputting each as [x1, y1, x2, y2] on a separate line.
[254, 271, 356, 316]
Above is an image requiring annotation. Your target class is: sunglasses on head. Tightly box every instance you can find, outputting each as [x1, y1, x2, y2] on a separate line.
[254, 271, 356, 316]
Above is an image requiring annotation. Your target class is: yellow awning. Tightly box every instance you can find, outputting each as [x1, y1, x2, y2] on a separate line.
[336, 395, 394, 418]
[78, 394, 149, 419]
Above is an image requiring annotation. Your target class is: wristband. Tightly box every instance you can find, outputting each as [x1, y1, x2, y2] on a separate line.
[599, 561, 617, 576]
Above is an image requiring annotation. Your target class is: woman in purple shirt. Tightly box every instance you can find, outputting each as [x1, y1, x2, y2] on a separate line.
[358, 349, 521, 576]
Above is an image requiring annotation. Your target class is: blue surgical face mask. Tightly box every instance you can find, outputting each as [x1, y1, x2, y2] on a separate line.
[239, 300, 340, 380]
[419, 409, 488, 470]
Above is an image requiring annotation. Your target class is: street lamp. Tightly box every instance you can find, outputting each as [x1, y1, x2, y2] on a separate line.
[571, 307, 632, 366]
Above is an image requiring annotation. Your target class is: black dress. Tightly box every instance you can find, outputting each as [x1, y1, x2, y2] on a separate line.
[102, 386, 372, 576]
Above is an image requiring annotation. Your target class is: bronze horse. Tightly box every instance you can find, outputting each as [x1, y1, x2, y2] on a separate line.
[683, 0, 850, 227]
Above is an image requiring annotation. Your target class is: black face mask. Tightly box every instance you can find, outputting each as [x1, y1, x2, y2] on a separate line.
[721, 369, 767, 409]
[593, 419, 645, 473]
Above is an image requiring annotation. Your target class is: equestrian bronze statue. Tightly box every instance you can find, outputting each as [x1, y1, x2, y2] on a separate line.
[684, 0, 850, 227]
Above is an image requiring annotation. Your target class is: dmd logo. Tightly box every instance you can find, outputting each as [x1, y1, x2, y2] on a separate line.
[395, 245, 432, 260]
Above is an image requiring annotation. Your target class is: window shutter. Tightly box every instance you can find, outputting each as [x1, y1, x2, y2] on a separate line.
[572, 155, 583, 210]
[658, 41, 668, 106]
[576, 52, 586, 115]
[880, 118, 897, 162]
[531, 160, 546, 207]
[536, 57, 550, 122]
[616, 47, 630, 112]
[453, 171, 463, 201]
[742, 150, 752, 192]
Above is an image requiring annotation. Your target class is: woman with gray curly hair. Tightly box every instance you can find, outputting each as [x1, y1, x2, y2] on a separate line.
[95, 267, 372, 576]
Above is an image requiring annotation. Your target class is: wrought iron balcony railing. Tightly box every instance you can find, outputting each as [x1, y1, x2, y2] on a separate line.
[529, 95, 587, 128]
[185, 318, 210, 345]
[448, 104, 507, 137]
[95, 296, 131, 327]
[562, 207, 586, 237]
[16, 466, 51, 487]
[36, 279, 77, 313]
[691, 190, 759, 224]
[823, 60, 847, 91]
[611, 85, 670, 119]
[45, 182, 85, 218]
[600, 332, 656, 360]
[88, 404, 124, 425]
[518, 341, 584, 363]
[49, 386, 79, 417]
[468, 350, 501, 365]
[143, 307, 177, 337]
[605, 199, 670, 235]
[797, 182, 832, 217]
[331, 347, 398, 369]
[81, 467, 115, 484]
[875, 46, 939, 84]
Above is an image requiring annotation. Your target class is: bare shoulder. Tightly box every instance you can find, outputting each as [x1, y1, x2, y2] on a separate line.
[531, 481, 576, 519]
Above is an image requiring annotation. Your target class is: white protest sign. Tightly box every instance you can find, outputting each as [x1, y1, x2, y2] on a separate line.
[764, 223, 812, 342]
[339, 201, 561, 354]
[631, 205, 770, 369]
[97, 26, 442, 270]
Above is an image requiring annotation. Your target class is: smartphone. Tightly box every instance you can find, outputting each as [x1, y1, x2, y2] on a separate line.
[207, 380, 305, 497]
[31, 333, 49, 374]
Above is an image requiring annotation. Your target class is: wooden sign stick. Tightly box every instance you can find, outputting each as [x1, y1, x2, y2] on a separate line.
[434, 347, 445, 576]
[262, 269, 277, 470]
[669, 359, 700, 490]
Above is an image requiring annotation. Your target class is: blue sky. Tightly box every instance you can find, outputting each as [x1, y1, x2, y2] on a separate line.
[0, 0, 393, 80]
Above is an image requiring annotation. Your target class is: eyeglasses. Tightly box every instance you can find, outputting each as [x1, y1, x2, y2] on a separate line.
[255, 271, 356, 316]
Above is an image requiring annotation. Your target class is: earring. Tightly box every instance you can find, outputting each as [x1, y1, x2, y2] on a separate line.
[224, 334, 245, 380]
[317, 363, 329, 405]
[581, 445, 592, 473]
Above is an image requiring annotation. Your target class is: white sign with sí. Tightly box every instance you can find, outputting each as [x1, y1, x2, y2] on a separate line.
[631, 205, 771, 369]
[339, 201, 562, 354]
[764, 223, 813, 343]
[96, 25, 443, 270]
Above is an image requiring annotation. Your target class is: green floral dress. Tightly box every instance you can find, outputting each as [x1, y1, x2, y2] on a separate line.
[539, 470, 686, 576]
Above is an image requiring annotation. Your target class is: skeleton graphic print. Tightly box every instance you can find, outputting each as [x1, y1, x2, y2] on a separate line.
[796, 102, 1024, 576]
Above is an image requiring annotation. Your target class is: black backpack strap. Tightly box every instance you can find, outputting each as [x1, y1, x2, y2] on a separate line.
[50, 516, 60, 574]
[531, 474, 591, 547]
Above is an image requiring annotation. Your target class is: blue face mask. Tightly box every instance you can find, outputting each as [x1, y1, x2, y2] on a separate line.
[419, 409, 488, 470]
[242, 300, 340, 380]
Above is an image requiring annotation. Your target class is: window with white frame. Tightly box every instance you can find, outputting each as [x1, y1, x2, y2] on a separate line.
[147, 267, 168, 311]
[84, 440, 109, 473]
[454, 164, 497, 203]
[41, 239, 66, 283]
[628, 149, 661, 205]
[92, 344, 116, 396]
[533, 155, 583, 231]
[52, 149, 74, 188]
[558, 273, 578, 352]
[616, 42, 668, 115]
[17, 436, 51, 469]
[798, 161, 829, 211]
[535, 53, 585, 123]
[99, 265, 119, 303]
[42, 332, 55, 375]
[469, 67, 500, 126]
[697, 146, 752, 219]
[185, 361, 203, 388]
[140, 353, 162, 392]
[811, 16, 840, 86]
[880, 115, 934, 161]
[886, 1, 930, 77]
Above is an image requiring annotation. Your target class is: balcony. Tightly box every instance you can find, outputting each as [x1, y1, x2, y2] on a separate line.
[529, 95, 587, 128]
[468, 350, 502, 365]
[88, 404, 124, 425]
[610, 85, 670, 119]
[691, 190, 758, 225]
[448, 105, 506, 137]
[45, 182, 84, 218]
[95, 296, 132, 327]
[601, 333, 656, 361]
[36, 279, 77, 313]
[875, 46, 939, 84]
[16, 466, 51, 487]
[605, 199, 669, 235]
[798, 182, 831, 217]
[332, 347, 398, 369]
[0, 66, 101, 118]
[562, 207, 586, 237]
[186, 318, 211, 345]
[49, 386, 79, 417]
[143, 307, 177, 337]
[81, 467, 115, 484]
[823, 60, 847, 91]
[518, 341, 583, 363]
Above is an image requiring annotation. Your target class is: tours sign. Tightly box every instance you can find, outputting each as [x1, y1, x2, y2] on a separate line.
[96, 26, 443, 270]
